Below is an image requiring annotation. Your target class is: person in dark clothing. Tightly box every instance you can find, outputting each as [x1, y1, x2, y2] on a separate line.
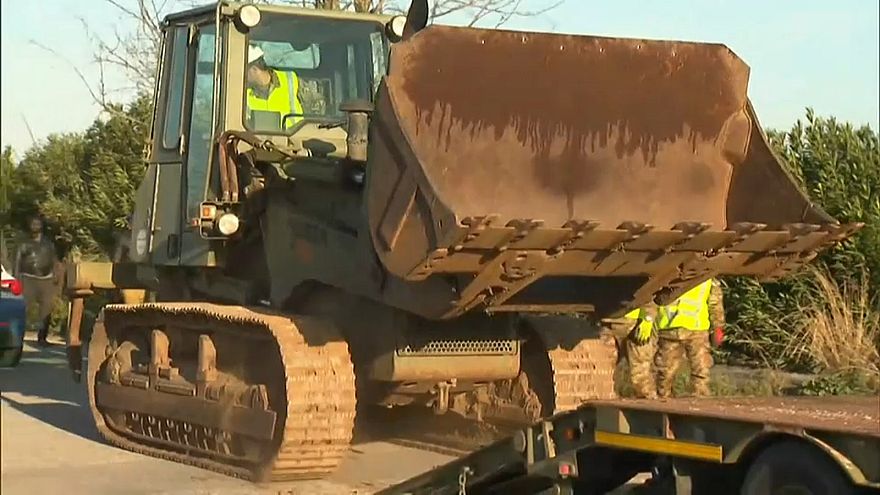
[13, 216, 59, 346]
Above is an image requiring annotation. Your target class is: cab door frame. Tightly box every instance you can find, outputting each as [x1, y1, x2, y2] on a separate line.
[147, 21, 191, 266]
[176, 11, 226, 267]
[140, 7, 225, 268]
[128, 20, 187, 267]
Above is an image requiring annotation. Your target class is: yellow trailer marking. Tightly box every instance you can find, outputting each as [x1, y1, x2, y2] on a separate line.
[594, 430, 723, 462]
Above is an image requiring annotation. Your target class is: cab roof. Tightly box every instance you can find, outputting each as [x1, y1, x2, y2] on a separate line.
[162, 1, 394, 26]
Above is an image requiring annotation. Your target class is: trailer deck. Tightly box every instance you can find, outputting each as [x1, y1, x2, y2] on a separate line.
[593, 395, 880, 436]
[378, 396, 880, 494]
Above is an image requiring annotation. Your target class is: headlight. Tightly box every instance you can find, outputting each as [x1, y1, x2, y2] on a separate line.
[217, 213, 240, 236]
[238, 5, 261, 28]
[387, 15, 407, 41]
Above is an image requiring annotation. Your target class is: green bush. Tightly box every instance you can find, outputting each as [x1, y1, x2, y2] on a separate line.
[722, 110, 880, 372]
[795, 371, 880, 396]
[4, 95, 151, 259]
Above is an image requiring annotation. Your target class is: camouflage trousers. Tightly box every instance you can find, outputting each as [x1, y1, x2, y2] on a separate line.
[627, 335, 658, 399]
[655, 328, 713, 398]
[605, 320, 658, 399]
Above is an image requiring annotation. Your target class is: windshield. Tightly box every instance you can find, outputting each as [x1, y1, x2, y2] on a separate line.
[243, 13, 387, 133]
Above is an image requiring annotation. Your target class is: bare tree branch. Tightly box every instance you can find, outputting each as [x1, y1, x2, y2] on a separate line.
[28, 40, 145, 126]
[83, 0, 166, 97]
[274, 0, 561, 27]
[19, 114, 37, 147]
[352, 0, 372, 12]
[65, 0, 560, 118]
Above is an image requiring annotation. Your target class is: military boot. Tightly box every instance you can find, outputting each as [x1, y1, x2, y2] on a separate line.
[36, 315, 52, 346]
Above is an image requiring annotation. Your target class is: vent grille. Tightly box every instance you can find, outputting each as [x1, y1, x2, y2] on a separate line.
[397, 339, 517, 356]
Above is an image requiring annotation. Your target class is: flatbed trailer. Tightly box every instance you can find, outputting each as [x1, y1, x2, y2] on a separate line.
[377, 396, 880, 495]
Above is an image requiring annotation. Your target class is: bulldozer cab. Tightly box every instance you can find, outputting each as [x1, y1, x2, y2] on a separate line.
[128, 2, 397, 267]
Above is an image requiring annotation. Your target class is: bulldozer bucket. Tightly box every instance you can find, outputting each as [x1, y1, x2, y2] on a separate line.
[365, 25, 863, 318]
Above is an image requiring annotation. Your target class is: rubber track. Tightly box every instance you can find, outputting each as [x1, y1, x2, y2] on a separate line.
[87, 303, 356, 482]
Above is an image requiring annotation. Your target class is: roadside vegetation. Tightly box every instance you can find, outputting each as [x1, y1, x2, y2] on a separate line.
[718, 112, 879, 395]
[786, 266, 879, 395]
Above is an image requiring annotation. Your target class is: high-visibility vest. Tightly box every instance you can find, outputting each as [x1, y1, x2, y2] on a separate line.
[246, 69, 303, 128]
[658, 279, 713, 331]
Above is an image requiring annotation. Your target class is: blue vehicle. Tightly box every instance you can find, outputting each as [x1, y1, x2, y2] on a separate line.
[0, 264, 26, 367]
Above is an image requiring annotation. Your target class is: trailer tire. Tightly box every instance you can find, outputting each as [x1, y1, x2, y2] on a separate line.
[740, 440, 855, 495]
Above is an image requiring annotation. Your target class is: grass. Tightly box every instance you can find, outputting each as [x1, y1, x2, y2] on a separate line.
[615, 362, 791, 398]
[706, 367, 792, 397]
[780, 266, 880, 381]
[796, 370, 879, 396]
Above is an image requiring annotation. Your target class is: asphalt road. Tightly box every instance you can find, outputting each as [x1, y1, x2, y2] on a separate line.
[0, 336, 454, 495]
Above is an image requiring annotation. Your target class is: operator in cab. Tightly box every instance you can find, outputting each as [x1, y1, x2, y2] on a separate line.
[245, 45, 304, 130]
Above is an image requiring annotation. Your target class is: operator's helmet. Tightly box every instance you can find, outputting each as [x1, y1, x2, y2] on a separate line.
[248, 45, 265, 65]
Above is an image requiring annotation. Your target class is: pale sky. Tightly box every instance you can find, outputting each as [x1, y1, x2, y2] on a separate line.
[1, 0, 878, 154]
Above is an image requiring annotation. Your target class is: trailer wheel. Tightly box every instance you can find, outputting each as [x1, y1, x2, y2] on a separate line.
[740, 440, 855, 495]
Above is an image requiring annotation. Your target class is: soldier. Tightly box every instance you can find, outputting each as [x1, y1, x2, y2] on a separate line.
[13, 215, 59, 347]
[654, 278, 725, 397]
[605, 304, 660, 399]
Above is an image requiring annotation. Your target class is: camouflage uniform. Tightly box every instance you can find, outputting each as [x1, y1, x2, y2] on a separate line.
[627, 332, 658, 398]
[605, 304, 660, 399]
[655, 280, 725, 398]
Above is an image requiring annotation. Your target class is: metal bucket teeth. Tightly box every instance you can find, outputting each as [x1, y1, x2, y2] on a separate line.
[396, 218, 863, 318]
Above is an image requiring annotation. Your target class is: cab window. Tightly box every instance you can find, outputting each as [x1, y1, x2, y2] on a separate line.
[243, 13, 386, 133]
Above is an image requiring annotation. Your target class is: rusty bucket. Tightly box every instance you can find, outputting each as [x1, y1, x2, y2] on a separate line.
[365, 25, 862, 318]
